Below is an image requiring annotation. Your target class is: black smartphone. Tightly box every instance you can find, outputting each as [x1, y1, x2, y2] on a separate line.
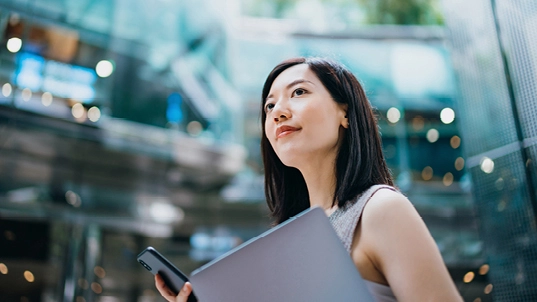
[137, 246, 197, 302]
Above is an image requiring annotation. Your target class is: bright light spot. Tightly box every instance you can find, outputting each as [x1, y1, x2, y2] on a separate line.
[0, 263, 7, 274]
[450, 135, 461, 149]
[24, 270, 35, 282]
[6, 37, 22, 53]
[463, 271, 475, 283]
[2, 83, 12, 97]
[71, 103, 85, 119]
[65, 190, 82, 207]
[88, 106, 101, 122]
[440, 108, 455, 124]
[426, 128, 439, 143]
[455, 157, 465, 171]
[94, 266, 106, 278]
[422, 166, 433, 181]
[187, 121, 203, 136]
[96, 60, 114, 78]
[484, 284, 493, 294]
[480, 157, 494, 174]
[91, 282, 102, 294]
[42, 92, 53, 106]
[22, 88, 32, 101]
[387, 107, 401, 123]
[443, 172, 454, 186]
[479, 264, 490, 275]
[149, 202, 184, 224]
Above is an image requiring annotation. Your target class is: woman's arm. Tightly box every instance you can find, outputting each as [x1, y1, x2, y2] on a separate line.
[359, 189, 463, 301]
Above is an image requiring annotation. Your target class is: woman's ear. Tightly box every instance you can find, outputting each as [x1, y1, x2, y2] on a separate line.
[339, 104, 349, 128]
[342, 116, 349, 129]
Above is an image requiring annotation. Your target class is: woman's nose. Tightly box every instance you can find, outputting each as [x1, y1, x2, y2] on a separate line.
[272, 101, 291, 122]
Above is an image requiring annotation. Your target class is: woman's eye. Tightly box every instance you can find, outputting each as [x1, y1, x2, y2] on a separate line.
[293, 88, 306, 97]
[265, 103, 275, 111]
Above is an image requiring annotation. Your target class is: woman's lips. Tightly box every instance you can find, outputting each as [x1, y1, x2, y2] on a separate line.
[276, 126, 300, 138]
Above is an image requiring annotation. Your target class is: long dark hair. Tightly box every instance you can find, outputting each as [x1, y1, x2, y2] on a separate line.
[261, 57, 393, 224]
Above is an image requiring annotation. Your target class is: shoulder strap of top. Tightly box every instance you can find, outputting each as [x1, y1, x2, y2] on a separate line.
[329, 184, 398, 252]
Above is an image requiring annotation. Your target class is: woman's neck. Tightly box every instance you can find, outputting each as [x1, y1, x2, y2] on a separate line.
[298, 156, 338, 214]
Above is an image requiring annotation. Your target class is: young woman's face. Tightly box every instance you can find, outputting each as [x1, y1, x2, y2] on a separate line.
[264, 64, 348, 168]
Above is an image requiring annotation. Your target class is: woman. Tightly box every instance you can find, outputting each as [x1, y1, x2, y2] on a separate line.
[156, 57, 463, 301]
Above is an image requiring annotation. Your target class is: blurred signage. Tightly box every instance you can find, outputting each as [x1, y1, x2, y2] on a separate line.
[14, 52, 97, 103]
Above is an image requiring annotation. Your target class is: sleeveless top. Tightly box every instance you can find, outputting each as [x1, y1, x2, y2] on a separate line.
[328, 184, 398, 302]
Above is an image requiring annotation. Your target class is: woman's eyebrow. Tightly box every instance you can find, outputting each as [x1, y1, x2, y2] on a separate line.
[286, 79, 315, 90]
[267, 79, 315, 99]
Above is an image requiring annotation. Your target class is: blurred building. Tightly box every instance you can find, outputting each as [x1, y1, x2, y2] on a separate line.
[0, 0, 511, 301]
[442, 0, 537, 300]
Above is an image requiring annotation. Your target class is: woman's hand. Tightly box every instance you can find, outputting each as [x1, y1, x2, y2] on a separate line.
[155, 274, 194, 302]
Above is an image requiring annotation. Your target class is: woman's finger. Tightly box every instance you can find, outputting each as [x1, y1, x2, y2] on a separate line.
[154, 274, 178, 302]
[176, 282, 193, 301]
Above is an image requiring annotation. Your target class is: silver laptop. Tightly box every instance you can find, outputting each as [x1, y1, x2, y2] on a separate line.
[189, 207, 375, 302]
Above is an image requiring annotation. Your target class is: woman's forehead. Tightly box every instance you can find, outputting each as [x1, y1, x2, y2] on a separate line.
[270, 64, 319, 91]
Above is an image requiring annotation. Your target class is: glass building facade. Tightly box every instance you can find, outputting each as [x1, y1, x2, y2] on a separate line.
[442, 0, 537, 300]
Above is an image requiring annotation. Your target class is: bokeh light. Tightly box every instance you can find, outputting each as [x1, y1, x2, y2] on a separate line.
[88, 106, 101, 122]
[24, 270, 35, 282]
[464, 271, 475, 283]
[450, 135, 461, 149]
[480, 157, 494, 174]
[2, 83, 12, 97]
[443, 172, 454, 186]
[42, 92, 53, 107]
[6, 37, 22, 53]
[440, 107, 455, 124]
[96, 60, 114, 78]
[387, 107, 401, 123]
[426, 128, 439, 143]
[72, 103, 85, 119]
[479, 264, 490, 275]
[422, 166, 433, 180]
[22, 88, 32, 101]
[455, 157, 465, 171]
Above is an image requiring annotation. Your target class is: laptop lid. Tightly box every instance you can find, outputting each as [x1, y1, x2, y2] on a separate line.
[189, 207, 375, 302]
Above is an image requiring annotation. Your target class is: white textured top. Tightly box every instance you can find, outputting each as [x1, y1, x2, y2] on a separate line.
[328, 184, 398, 302]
